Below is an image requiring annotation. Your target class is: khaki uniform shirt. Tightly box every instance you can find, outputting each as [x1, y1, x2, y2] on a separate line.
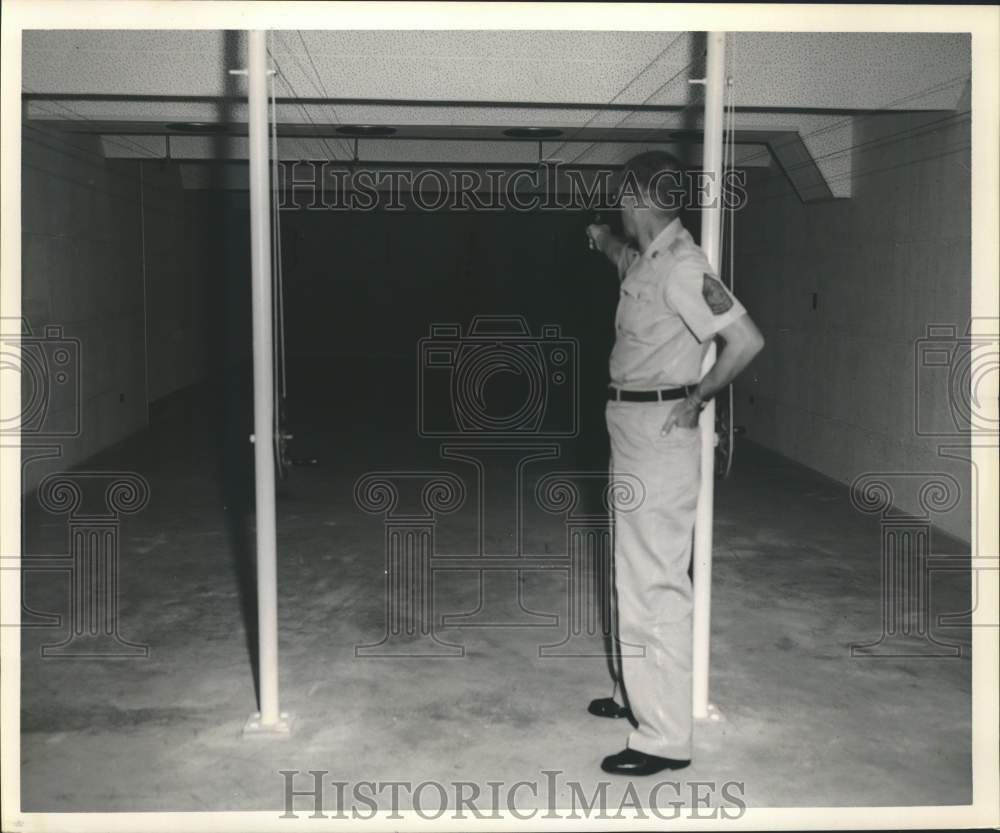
[609, 218, 746, 389]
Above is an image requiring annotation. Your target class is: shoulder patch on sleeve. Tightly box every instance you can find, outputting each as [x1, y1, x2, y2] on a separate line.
[702, 274, 734, 315]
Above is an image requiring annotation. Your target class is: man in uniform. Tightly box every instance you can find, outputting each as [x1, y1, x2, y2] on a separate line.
[585, 150, 764, 776]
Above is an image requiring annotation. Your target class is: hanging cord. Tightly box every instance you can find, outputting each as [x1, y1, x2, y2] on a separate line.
[720, 41, 737, 479]
[269, 39, 288, 403]
[269, 67, 279, 407]
[724, 41, 736, 294]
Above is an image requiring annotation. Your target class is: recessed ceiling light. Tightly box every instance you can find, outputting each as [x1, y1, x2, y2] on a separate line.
[336, 125, 397, 137]
[164, 122, 230, 133]
[503, 127, 564, 139]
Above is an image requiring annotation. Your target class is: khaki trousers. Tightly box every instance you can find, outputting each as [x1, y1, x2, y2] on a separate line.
[606, 398, 701, 760]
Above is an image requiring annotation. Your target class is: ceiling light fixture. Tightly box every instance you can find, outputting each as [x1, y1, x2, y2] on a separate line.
[503, 127, 564, 139]
[164, 122, 230, 133]
[336, 125, 397, 137]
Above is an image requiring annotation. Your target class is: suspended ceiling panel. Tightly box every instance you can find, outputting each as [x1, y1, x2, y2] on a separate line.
[23, 30, 700, 103]
[21, 30, 971, 200]
[23, 30, 968, 110]
[731, 32, 967, 111]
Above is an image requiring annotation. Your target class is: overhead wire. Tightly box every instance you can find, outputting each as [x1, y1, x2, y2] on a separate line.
[267, 53, 339, 161]
[20, 123, 189, 224]
[23, 92, 237, 217]
[738, 71, 969, 170]
[294, 29, 357, 159]
[607, 39, 712, 148]
[543, 31, 689, 164]
[744, 116, 970, 206]
[24, 95, 167, 160]
[557, 49, 706, 168]
[270, 31, 353, 160]
[735, 72, 970, 169]
[266, 60, 333, 160]
[701, 66, 971, 209]
[749, 106, 970, 192]
[560, 82, 707, 170]
[748, 142, 970, 210]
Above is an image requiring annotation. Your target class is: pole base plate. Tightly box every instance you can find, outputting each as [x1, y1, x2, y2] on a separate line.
[694, 702, 724, 723]
[242, 710, 293, 737]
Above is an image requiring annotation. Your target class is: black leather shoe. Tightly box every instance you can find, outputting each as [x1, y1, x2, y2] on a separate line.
[588, 697, 634, 722]
[600, 748, 691, 776]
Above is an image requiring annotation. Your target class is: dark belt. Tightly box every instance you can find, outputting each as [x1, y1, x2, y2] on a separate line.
[608, 385, 691, 402]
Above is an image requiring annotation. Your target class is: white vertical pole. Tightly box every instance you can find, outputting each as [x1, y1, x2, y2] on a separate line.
[247, 29, 281, 728]
[692, 31, 726, 720]
[139, 161, 150, 424]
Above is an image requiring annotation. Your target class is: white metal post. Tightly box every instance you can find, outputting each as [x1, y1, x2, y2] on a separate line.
[244, 29, 287, 734]
[692, 31, 726, 721]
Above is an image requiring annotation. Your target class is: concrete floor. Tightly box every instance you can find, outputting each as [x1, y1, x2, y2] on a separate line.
[19, 368, 972, 812]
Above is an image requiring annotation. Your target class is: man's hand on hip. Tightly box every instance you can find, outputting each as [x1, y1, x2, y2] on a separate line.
[660, 397, 703, 435]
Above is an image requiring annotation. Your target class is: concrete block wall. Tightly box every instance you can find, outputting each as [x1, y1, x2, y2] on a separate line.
[20, 128, 215, 495]
[732, 110, 972, 542]
[20, 125, 149, 494]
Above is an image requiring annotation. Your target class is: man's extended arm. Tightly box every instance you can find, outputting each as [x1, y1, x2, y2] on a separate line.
[660, 313, 765, 434]
[586, 224, 631, 270]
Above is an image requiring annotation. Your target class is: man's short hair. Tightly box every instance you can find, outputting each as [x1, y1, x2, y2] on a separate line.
[620, 150, 686, 213]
